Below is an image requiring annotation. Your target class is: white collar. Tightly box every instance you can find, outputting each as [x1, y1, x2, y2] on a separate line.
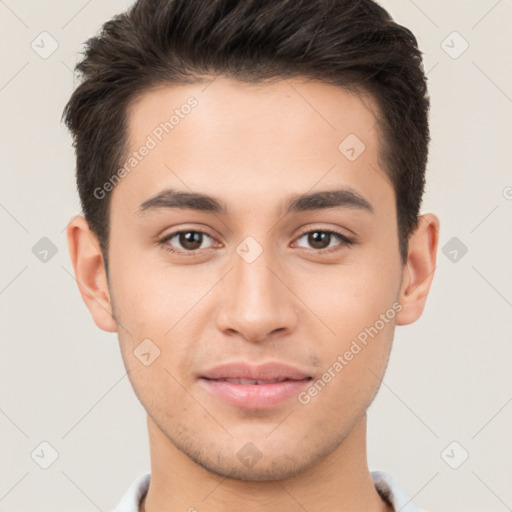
[113, 470, 425, 512]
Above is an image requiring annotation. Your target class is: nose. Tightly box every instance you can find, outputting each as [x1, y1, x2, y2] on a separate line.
[215, 241, 299, 344]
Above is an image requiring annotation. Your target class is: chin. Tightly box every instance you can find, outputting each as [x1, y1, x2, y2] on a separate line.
[189, 451, 315, 482]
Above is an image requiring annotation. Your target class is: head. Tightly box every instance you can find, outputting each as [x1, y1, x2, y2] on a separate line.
[65, 0, 439, 481]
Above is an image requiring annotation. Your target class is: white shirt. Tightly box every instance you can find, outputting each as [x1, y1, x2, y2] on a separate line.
[112, 471, 425, 512]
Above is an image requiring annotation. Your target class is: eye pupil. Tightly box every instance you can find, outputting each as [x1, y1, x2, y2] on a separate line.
[179, 231, 203, 250]
[308, 231, 330, 249]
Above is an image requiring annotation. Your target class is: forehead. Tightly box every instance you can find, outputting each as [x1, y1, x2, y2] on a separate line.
[116, 76, 392, 215]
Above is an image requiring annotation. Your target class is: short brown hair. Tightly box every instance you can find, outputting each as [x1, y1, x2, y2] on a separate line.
[63, 0, 430, 262]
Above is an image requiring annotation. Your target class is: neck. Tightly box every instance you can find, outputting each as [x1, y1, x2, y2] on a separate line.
[141, 414, 391, 512]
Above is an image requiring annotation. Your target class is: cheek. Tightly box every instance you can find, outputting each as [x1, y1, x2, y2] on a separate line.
[109, 248, 211, 334]
[108, 249, 218, 384]
[294, 258, 401, 345]
[295, 266, 399, 424]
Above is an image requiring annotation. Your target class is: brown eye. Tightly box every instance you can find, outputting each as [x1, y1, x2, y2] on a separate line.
[163, 231, 214, 252]
[178, 231, 203, 250]
[295, 230, 352, 252]
[307, 231, 331, 249]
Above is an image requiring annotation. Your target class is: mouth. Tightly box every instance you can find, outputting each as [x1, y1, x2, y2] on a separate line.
[206, 377, 303, 385]
[199, 362, 313, 409]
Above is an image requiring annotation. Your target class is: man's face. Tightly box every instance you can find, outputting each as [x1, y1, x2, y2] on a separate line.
[107, 77, 404, 480]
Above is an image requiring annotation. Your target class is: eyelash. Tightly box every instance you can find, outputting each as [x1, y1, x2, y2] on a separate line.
[159, 228, 354, 256]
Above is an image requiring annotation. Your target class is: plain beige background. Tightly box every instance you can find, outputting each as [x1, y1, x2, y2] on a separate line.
[1, 1, 511, 511]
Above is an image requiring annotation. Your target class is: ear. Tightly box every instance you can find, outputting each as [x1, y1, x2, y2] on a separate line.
[66, 216, 117, 332]
[396, 213, 440, 326]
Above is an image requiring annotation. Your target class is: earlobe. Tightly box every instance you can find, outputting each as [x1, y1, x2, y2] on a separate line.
[67, 216, 117, 333]
[396, 213, 440, 326]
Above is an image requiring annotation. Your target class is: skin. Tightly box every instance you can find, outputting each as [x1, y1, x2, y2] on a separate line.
[68, 76, 439, 512]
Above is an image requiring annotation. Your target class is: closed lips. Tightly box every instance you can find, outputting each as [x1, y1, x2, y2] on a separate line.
[199, 362, 313, 409]
[205, 377, 311, 385]
[200, 362, 312, 382]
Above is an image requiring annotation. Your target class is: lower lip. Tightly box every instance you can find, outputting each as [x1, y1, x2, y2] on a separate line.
[200, 378, 311, 409]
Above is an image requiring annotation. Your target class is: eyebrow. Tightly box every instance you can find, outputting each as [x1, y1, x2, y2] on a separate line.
[137, 187, 374, 216]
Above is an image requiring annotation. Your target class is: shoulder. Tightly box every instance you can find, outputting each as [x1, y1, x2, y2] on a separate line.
[111, 472, 150, 512]
[371, 471, 428, 512]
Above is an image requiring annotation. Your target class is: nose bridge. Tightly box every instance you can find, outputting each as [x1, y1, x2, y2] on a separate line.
[216, 234, 297, 342]
[235, 239, 279, 305]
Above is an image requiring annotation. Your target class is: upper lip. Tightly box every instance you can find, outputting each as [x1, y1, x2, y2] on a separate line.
[200, 362, 311, 381]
